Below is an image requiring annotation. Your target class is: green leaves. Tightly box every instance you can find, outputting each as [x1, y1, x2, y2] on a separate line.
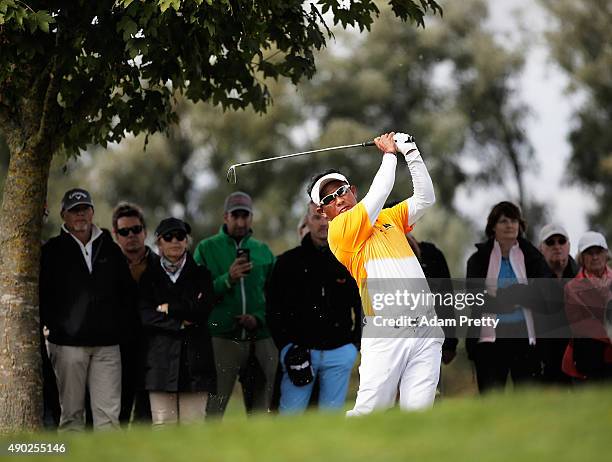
[389, 0, 443, 27]
[0, 1, 55, 32]
[1, 0, 443, 158]
[158, 0, 181, 13]
[117, 15, 138, 41]
[540, 0, 612, 235]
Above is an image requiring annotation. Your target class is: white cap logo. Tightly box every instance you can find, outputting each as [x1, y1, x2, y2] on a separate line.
[69, 192, 87, 200]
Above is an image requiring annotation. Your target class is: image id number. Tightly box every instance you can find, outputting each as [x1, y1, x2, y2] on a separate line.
[5, 442, 67, 454]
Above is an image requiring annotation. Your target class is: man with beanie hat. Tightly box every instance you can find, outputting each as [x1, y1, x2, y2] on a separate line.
[193, 192, 277, 417]
[40, 188, 136, 431]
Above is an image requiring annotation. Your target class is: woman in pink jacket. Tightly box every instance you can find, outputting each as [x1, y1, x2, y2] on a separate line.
[563, 231, 612, 382]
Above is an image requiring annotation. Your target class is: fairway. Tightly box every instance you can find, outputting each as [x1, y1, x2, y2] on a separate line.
[2, 386, 610, 462]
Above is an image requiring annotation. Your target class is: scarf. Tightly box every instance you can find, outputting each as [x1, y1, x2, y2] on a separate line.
[480, 240, 536, 345]
[161, 252, 187, 275]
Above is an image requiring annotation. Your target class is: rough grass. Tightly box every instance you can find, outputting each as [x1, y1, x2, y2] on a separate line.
[2, 386, 610, 462]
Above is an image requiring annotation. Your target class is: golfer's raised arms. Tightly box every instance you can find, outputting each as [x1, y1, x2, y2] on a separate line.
[401, 139, 436, 227]
[326, 132, 435, 292]
[361, 153, 397, 226]
[361, 132, 435, 228]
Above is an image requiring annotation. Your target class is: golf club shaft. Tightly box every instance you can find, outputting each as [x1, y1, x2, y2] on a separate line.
[230, 141, 375, 169]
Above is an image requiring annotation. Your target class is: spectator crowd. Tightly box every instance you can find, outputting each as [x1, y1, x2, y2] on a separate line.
[39, 186, 612, 432]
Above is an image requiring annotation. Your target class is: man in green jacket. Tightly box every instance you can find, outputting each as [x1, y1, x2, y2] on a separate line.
[194, 192, 278, 417]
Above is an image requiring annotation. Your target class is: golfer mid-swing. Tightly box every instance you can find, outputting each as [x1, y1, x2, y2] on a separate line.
[308, 132, 444, 415]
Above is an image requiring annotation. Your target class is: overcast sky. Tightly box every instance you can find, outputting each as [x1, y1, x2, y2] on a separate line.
[455, 0, 594, 250]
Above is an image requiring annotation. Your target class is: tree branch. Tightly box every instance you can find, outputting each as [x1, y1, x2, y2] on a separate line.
[33, 61, 61, 152]
[497, 111, 525, 208]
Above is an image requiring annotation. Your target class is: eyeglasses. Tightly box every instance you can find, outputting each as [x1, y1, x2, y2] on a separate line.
[544, 236, 567, 246]
[116, 225, 144, 237]
[161, 231, 187, 242]
[320, 184, 351, 206]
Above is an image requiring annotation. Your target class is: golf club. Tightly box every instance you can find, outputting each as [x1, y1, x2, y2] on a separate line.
[226, 141, 376, 184]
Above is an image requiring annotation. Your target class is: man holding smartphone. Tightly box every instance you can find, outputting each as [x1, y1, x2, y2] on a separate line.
[193, 192, 278, 417]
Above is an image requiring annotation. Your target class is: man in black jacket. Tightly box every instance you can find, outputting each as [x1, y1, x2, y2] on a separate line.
[40, 189, 135, 431]
[537, 223, 578, 385]
[404, 232, 458, 365]
[267, 203, 361, 413]
[111, 202, 157, 424]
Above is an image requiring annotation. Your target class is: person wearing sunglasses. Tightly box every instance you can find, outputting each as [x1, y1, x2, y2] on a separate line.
[138, 218, 216, 426]
[111, 203, 159, 425]
[112, 203, 157, 283]
[536, 224, 578, 385]
[562, 231, 612, 382]
[539, 225, 576, 281]
[308, 132, 444, 415]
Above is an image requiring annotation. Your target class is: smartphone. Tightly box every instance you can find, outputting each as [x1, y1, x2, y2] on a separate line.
[236, 248, 251, 274]
[236, 248, 250, 261]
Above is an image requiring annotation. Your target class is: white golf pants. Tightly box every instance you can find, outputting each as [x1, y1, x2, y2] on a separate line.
[347, 336, 443, 416]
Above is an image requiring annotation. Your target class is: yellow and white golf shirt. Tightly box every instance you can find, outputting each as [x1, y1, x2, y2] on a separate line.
[328, 151, 434, 317]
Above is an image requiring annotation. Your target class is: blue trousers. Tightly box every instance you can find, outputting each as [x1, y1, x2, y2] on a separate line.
[279, 343, 358, 414]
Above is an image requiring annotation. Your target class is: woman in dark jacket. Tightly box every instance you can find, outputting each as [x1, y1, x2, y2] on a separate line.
[466, 202, 551, 393]
[139, 218, 216, 426]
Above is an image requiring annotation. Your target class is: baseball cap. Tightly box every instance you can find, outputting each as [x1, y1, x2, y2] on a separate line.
[283, 344, 314, 387]
[310, 172, 349, 205]
[61, 188, 94, 212]
[224, 192, 253, 214]
[577, 231, 608, 253]
[539, 224, 569, 245]
[155, 217, 191, 237]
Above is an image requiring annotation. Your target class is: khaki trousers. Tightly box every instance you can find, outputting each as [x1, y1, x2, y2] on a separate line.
[47, 343, 121, 432]
[149, 392, 208, 427]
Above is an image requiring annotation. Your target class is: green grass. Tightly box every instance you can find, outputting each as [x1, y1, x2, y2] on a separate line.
[2, 386, 611, 461]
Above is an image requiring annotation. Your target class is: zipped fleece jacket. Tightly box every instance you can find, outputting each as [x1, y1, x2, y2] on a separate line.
[193, 226, 275, 340]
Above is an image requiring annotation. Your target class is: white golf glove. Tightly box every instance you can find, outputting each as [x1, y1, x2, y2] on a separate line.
[393, 132, 419, 156]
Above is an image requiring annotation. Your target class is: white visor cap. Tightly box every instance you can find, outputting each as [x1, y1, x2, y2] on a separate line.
[310, 173, 349, 205]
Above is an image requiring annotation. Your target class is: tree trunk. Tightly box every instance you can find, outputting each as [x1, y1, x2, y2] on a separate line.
[0, 133, 53, 433]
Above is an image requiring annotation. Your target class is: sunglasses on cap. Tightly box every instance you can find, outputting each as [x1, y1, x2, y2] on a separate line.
[320, 184, 351, 206]
[161, 230, 187, 242]
[116, 225, 144, 237]
[544, 236, 567, 246]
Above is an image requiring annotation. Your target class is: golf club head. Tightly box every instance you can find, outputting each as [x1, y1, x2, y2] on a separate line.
[226, 165, 238, 184]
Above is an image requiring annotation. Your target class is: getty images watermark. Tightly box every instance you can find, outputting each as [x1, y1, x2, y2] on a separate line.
[369, 288, 495, 328]
[360, 277, 595, 338]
